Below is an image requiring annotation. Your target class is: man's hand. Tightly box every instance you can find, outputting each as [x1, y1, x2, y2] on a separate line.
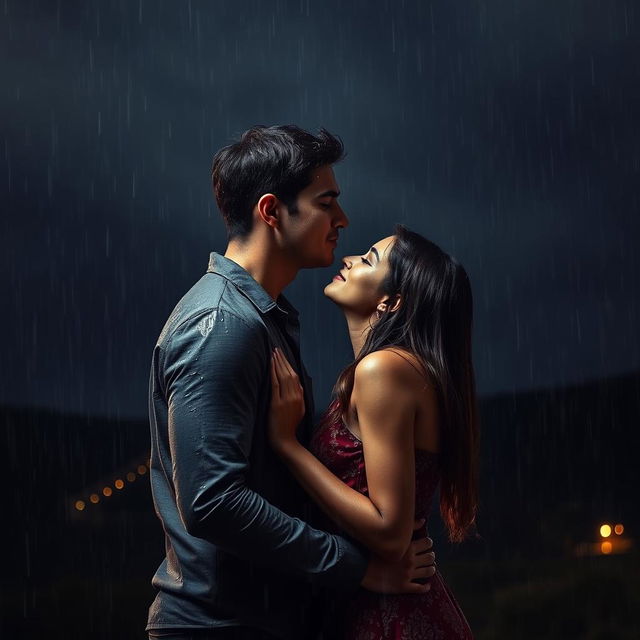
[360, 522, 436, 594]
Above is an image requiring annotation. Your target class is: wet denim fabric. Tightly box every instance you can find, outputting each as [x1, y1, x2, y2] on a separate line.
[146, 253, 368, 639]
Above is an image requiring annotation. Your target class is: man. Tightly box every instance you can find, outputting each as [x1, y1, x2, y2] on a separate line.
[146, 126, 435, 640]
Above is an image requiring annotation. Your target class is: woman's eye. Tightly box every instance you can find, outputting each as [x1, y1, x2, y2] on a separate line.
[320, 202, 331, 209]
[361, 257, 372, 266]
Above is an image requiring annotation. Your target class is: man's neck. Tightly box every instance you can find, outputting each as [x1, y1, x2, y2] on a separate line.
[224, 237, 298, 301]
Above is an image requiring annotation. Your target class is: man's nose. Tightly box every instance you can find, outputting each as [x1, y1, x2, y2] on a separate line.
[334, 203, 349, 228]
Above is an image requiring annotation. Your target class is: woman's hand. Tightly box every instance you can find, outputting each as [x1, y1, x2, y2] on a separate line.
[268, 348, 305, 452]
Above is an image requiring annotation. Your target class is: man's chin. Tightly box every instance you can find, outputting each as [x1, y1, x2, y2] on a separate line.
[299, 250, 334, 269]
[320, 251, 335, 268]
[307, 256, 334, 269]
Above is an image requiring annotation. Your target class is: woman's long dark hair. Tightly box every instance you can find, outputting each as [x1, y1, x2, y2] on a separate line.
[324, 225, 479, 542]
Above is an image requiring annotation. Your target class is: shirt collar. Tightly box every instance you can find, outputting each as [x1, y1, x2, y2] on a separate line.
[207, 252, 298, 319]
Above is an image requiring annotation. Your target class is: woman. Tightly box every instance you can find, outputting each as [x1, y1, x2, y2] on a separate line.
[268, 225, 478, 639]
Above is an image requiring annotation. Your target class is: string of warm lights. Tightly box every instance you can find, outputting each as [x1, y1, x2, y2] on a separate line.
[72, 460, 149, 512]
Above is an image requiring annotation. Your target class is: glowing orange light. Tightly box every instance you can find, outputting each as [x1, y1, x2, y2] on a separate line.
[102, 487, 112, 497]
[89, 493, 100, 504]
[600, 524, 612, 538]
[601, 541, 612, 555]
[614, 524, 624, 535]
[137, 464, 147, 475]
[75, 500, 86, 511]
[126, 472, 136, 482]
[114, 479, 124, 490]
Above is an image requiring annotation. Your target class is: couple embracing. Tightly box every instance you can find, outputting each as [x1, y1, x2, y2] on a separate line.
[146, 126, 478, 640]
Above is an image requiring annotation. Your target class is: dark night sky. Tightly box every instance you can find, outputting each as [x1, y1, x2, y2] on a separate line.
[2, 0, 639, 418]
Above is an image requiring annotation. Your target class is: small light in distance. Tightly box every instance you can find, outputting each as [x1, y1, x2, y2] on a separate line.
[89, 493, 100, 504]
[114, 479, 124, 490]
[601, 541, 612, 555]
[126, 472, 136, 482]
[75, 500, 86, 511]
[614, 524, 624, 535]
[600, 524, 612, 538]
[137, 464, 147, 475]
[103, 487, 113, 497]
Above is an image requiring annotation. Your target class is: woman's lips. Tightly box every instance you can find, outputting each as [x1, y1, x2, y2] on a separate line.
[333, 274, 345, 281]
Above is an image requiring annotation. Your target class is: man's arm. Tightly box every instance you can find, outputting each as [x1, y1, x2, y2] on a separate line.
[162, 306, 367, 587]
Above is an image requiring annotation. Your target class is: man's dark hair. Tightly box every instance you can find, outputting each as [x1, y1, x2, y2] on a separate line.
[211, 125, 345, 238]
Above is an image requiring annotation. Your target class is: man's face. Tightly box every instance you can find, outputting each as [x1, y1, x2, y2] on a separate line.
[278, 165, 349, 268]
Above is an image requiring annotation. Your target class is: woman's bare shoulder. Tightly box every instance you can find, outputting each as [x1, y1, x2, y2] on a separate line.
[355, 348, 426, 386]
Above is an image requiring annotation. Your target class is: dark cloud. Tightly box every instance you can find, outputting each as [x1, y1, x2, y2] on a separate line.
[2, 0, 638, 416]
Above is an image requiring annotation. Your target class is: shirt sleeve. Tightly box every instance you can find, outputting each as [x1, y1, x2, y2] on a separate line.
[161, 306, 368, 587]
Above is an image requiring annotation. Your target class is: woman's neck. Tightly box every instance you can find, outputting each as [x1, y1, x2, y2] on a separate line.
[344, 311, 374, 358]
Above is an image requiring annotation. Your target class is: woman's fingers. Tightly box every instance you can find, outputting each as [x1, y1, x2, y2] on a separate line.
[412, 564, 436, 579]
[274, 348, 299, 394]
[278, 349, 303, 397]
[280, 349, 296, 376]
[286, 356, 303, 390]
[415, 551, 436, 568]
[276, 347, 289, 376]
[272, 350, 289, 388]
[404, 581, 431, 594]
[270, 356, 281, 402]
[273, 348, 286, 376]
[273, 349, 288, 379]
[410, 537, 433, 555]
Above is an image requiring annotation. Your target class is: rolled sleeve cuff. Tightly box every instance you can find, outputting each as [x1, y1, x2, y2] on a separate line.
[317, 536, 369, 591]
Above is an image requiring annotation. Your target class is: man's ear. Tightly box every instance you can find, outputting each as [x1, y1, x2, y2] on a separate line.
[256, 193, 280, 229]
[377, 294, 402, 315]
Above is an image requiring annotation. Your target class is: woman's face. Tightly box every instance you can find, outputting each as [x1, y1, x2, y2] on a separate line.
[324, 235, 396, 316]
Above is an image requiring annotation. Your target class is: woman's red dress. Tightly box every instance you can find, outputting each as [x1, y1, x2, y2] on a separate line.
[310, 412, 474, 640]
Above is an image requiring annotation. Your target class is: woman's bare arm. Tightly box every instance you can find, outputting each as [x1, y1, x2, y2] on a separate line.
[270, 349, 418, 561]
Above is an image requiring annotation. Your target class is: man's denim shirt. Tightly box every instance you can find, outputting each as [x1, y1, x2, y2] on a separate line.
[147, 253, 368, 638]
